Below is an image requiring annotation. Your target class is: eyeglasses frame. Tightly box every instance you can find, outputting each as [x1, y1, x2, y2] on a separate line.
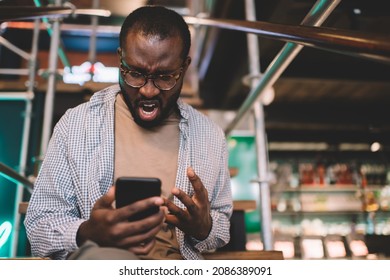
[119, 56, 184, 91]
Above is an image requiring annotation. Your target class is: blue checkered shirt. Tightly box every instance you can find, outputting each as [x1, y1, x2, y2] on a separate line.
[25, 85, 233, 260]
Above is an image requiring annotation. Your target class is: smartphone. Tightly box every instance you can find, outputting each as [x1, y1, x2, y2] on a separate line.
[115, 177, 161, 221]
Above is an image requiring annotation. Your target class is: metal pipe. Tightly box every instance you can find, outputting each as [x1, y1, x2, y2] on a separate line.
[225, 0, 341, 135]
[73, 9, 111, 17]
[0, 36, 31, 60]
[184, 13, 390, 64]
[0, 91, 34, 100]
[9, 18, 40, 258]
[6, 3, 110, 70]
[0, 163, 34, 193]
[40, 1, 62, 157]
[88, 0, 100, 64]
[197, 0, 231, 81]
[0, 6, 72, 22]
[0, 69, 30, 75]
[0, 91, 34, 258]
[244, 0, 274, 250]
[0, 6, 111, 22]
[189, 0, 208, 68]
[27, 19, 40, 93]
[228, 0, 341, 253]
[33, 0, 71, 69]
[1, 21, 120, 37]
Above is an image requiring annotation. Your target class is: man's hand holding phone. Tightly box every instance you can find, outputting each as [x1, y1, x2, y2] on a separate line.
[115, 177, 162, 221]
[76, 177, 164, 255]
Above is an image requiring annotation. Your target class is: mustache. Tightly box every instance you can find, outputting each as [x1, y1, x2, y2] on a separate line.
[136, 96, 162, 106]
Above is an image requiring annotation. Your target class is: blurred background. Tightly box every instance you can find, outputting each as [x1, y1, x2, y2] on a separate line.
[0, 0, 390, 259]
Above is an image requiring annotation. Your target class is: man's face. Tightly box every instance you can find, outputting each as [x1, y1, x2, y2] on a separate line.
[118, 31, 190, 128]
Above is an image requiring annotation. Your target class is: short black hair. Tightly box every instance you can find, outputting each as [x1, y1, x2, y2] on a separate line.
[119, 5, 191, 60]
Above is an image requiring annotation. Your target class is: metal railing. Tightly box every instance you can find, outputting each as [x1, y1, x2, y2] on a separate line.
[0, 1, 110, 258]
[184, 0, 389, 250]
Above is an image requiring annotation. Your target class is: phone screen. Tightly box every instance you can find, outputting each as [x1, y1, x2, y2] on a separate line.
[115, 177, 161, 221]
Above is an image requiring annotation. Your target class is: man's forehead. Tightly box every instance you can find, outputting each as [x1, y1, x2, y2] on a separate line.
[122, 32, 183, 58]
[125, 30, 181, 43]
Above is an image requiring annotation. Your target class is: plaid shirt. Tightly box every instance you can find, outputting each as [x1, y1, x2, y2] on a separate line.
[25, 85, 232, 260]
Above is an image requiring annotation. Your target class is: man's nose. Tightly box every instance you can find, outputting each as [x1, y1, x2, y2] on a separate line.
[138, 78, 160, 98]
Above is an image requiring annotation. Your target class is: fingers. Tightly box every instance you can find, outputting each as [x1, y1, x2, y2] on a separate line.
[164, 198, 186, 225]
[94, 186, 116, 209]
[86, 186, 166, 250]
[171, 187, 196, 213]
[170, 167, 208, 215]
[116, 196, 164, 222]
[115, 208, 165, 239]
[164, 213, 180, 227]
[165, 167, 209, 217]
[187, 167, 208, 199]
[116, 211, 164, 249]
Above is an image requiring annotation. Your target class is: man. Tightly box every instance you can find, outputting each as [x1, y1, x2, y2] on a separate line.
[25, 5, 232, 260]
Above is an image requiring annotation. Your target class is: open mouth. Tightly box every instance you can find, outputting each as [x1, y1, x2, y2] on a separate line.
[138, 100, 159, 121]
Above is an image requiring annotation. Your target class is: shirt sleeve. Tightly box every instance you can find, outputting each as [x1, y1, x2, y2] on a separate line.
[24, 112, 84, 259]
[188, 138, 233, 253]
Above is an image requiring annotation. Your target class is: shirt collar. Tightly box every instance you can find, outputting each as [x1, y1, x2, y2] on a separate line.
[177, 98, 189, 121]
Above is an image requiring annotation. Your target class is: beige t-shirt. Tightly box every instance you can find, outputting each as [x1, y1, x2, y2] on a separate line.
[114, 93, 182, 259]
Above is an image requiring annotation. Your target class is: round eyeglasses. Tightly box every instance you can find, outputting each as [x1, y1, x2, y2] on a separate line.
[120, 60, 183, 91]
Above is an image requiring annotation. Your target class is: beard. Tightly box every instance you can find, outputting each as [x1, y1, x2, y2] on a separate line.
[119, 82, 181, 129]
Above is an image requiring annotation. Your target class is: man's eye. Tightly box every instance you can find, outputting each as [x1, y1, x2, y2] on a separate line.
[129, 71, 143, 78]
[159, 75, 172, 82]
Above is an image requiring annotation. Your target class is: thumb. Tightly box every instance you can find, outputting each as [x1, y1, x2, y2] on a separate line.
[94, 186, 116, 209]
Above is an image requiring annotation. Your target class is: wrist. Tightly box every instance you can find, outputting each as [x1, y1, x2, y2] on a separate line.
[76, 221, 89, 247]
[196, 215, 212, 240]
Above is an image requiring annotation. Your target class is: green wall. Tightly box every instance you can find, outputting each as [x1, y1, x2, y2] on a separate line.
[0, 99, 28, 257]
[228, 135, 261, 233]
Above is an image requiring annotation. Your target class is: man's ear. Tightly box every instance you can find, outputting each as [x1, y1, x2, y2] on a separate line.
[117, 47, 122, 56]
[183, 56, 192, 71]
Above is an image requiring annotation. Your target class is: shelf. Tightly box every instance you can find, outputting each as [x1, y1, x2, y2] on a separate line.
[272, 184, 386, 193]
[272, 210, 362, 216]
[272, 210, 390, 216]
[233, 200, 257, 211]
